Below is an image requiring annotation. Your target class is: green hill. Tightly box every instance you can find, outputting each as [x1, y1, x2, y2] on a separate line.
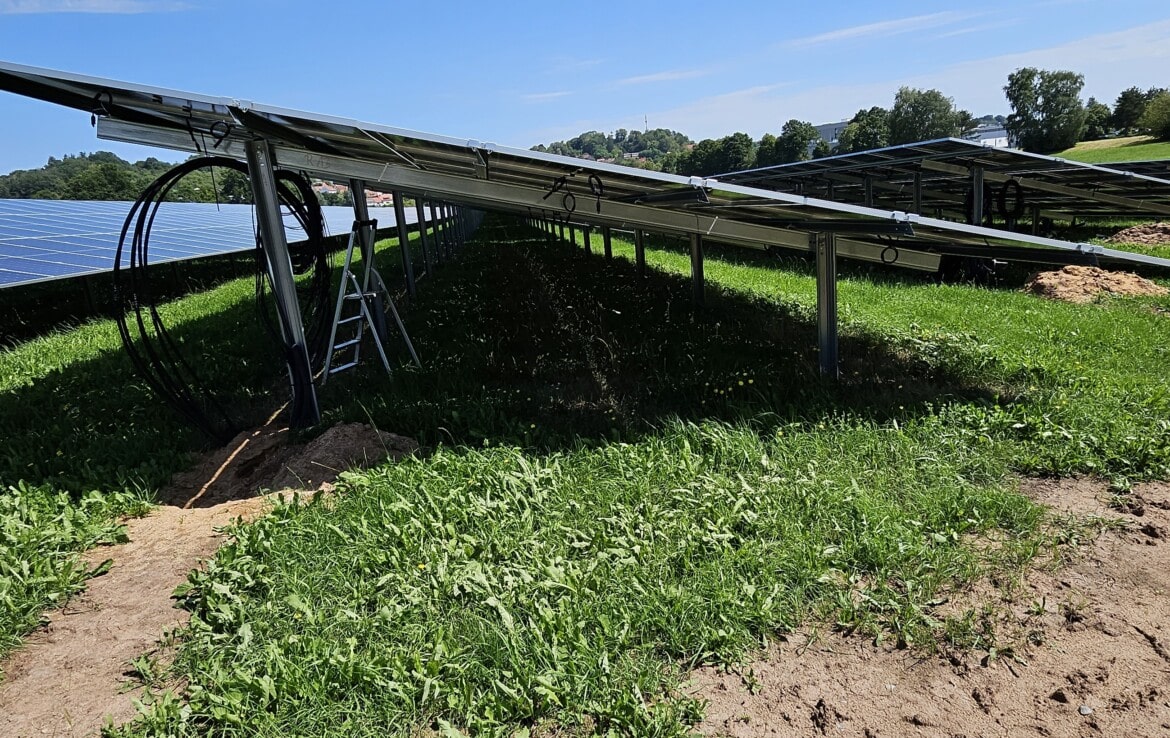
[1054, 135, 1170, 164]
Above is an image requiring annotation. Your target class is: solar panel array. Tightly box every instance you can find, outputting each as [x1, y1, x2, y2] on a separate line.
[721, 138, 1170, 222]
[0, 199, 415, 289]
[0, 61, 1167, 275]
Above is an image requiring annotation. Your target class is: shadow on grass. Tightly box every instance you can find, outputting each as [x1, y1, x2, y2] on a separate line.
[1, 213, 1032, 499]
[0, 283, 297, 496]
[319, 215, 1025, 451]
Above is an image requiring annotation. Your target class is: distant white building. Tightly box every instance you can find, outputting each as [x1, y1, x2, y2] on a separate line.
[964, 124, 1009, 148]
[810, 120, 1010, 151]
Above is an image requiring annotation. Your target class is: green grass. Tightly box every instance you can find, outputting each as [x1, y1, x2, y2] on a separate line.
[101, 216, 1169, 736]
[0, 223, 437, 664]
[0, 483, 147, 664]
[1054, 135, 1170, 164]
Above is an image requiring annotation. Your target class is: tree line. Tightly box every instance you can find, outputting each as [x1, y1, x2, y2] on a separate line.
[535, 71, 1170, 177]
[0, 152, 253, 202]
[0, 152, 355, 206]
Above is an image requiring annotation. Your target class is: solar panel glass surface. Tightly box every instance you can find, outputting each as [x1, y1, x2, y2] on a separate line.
[0, 199, 412, 288]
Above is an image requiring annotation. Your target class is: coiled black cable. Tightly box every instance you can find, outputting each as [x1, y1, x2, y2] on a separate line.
[113, 157, 331, 444]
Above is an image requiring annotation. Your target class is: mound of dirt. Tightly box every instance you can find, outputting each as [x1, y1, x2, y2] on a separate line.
[1108, 222, 1170, 246]
[690, 478, 1170, 737]
[1024, 265, 1168, 304]
[163, 422, 418, 508]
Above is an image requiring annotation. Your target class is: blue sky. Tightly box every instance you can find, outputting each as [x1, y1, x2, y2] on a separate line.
[0, 0, 1167, 173]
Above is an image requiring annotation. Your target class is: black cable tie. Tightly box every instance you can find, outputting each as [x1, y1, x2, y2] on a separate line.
[209, 121, 232, 149]
[589, 174, 604, 213]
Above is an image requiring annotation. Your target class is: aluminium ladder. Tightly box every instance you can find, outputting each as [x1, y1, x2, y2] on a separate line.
[321, 218, 419, 384]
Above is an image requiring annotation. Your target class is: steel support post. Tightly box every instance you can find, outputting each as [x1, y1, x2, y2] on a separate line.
[690, 232, 704, 306]
[863, 176, 874, 207]
[244, 139, 320, 427]
[635, 229, 646, 277]
[415, 198, 433, 276]
[349, 179, 374, 263]
[393, 192, 416, 297]
[912, 171, 922, 214]
[444, 205, 454, 255]
[442, 205, 453, 257]
[970, 167, 984, 225]
[815, 233, 839, 378]
[568, 223, 576, 250]
[603, 226, 613, 259]
[582, 225, 592, 255]
[1031, 204, 1042, 236]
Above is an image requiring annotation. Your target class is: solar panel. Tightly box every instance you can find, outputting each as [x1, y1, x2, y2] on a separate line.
[721, 138, 1170, 223]
[1, 61, 1165, 273]
[1094, 159, 1170, 180]
[3, 60, 1167, 428]
[0, 199, 416, 289]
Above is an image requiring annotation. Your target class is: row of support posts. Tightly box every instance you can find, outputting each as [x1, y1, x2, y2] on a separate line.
[526, 214, 840, 379]
[246, 140, 482, 430]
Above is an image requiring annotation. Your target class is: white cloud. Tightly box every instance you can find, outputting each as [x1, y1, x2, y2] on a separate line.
[614, 68, 709, 87]
[784, 11, 978, 48]
[595, 18, 1170, 141]
[0, 0, 187, 13]
[936, 19, 1023, 39]
[521, 91, 573, 103]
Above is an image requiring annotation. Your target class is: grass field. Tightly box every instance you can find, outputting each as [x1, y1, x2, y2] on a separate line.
[3, 215, 1169, 735]
[1054, 135, 1170, 164]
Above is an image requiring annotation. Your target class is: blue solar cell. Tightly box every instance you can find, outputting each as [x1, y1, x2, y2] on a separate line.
[0, 199, 422, 289]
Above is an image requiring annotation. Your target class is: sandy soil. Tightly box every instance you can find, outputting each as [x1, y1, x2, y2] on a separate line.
[690, 478, 1170, 738]
[0, 422, 416, 738]
[1024, 265, 1168, 304]
[1107, 223, 1170, 247]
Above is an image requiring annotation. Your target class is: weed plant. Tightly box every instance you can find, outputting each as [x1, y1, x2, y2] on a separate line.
[109, 215, 1168, 735]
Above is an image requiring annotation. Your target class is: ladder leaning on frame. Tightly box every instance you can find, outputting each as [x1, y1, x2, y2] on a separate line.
[321, 218, 420, 384]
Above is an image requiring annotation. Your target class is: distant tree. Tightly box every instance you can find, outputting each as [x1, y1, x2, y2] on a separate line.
[1138, 91, 1170, 141]
[61, 162, 139, 200]
[1081, 97, 1112, 141]
[888, 87, 974, 144]
[837, 107, 890, 153]
[774, 119, 819, 163]
[755, 133, 778, 168]
[955, 110, 978, 138]
[1003, 67, 1086, 152]
[1111, 87, 1146, 134]
[812, 138, 832, 158]
[714, 132, 755, 174]
[217, 169, 252, 203]
[1110, 86, 1166, 134]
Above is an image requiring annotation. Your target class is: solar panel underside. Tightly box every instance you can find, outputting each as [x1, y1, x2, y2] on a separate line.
[721, 139, 1170, 221]
[0, 61, 1167, 272]
[0, 199, 412, 289]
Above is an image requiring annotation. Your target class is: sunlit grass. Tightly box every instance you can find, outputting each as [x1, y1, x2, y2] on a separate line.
[108, 215, 1169, 736]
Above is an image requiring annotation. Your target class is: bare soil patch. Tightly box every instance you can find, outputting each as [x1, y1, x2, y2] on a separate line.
[1106, 222, 1170, 246]
[689, 478, 1170, 737]
[1024, 265, 1168, 304]
[0, 423, 417, 738]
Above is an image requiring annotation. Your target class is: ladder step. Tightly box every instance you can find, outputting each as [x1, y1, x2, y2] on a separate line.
[337, 315, 363, 325]
[329, 361, 359, 374]
[332, 337, 362, 350]
[344, 292, 376, 301]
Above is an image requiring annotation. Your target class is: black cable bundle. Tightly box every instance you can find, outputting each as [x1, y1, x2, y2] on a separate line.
[113, 157, 331, 444]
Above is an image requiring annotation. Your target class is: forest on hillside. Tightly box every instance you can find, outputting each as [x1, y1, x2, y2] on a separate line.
[0, 152, 350, 205]
[533, 72, 1170, 177]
